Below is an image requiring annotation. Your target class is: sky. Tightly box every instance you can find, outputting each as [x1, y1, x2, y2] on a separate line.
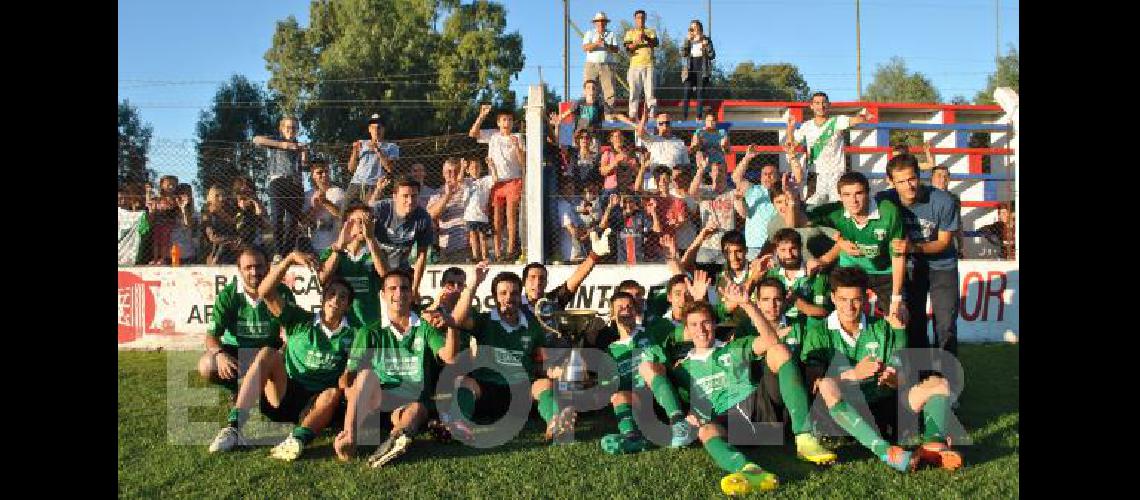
[119, 0, 1019, 143]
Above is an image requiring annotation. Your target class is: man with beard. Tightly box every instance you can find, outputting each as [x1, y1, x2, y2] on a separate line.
[759, 228, 831, 331]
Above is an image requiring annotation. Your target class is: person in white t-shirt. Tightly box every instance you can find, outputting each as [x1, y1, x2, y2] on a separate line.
[787, 92, 873, 205]
[554, 177, 588, 262]
[301, 158, 346, 255]
[469, 104, 525, 262]
[582, 11, 620, 108]
[460, 157, 496, 263]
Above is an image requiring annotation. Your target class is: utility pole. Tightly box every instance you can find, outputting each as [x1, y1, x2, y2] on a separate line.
[995, 0, 1000, 61]
[563, 0, 570, 101]
[855, 0, 862, 100]
[707, 0, 712, 37]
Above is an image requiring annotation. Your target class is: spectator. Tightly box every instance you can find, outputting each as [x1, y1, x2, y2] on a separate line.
[623, 9, 658, 121]
[469, 104, 525, 262]
[426, 158, 470, 263]
[231, 176, 267, 250]
[409, 163, 438, 208]
[301, 158, 347, 255]
[930, 164, 964, 258]
[201, 186, 242, 265]
[461, 157, 496, 263]
[892, 142, 935, 171]
[582, 11, 619, 108]
[686, 153, 738, 264]
[787, 92, 873, 205]
[567, 128, 602, 183]
[634, 165, 688, 260]
[600, 130, 644, 201]
[555, 177, 588, 262]
[369, 176, 435, 294]
[875, 154, 961, 354]
[346, 113, 399, 203]
[557, 80, 635, 141]
[170, 183, 199, 264]
[147, 175, 180, 264]
[318, 204, 387, 327]
[733, 145, 779, 260]
[978, 202, 1015, 260]
[680, 20, 715, 120]
[761, 228, 832, 331]
[689, 111, 730, 173]
[118, 182, 151, 265]
[767, 184, 835, 261]
[634, 112, 691, 190]
[252, 116, 307, 259]
[669, 165, 701, 254]
[608, 193, 654, 264]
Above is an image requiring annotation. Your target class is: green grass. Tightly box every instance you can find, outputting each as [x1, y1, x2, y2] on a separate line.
[119, 344, 1018, 498]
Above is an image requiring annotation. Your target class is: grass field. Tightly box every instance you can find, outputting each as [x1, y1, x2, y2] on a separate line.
[118, 344, 1018, 498]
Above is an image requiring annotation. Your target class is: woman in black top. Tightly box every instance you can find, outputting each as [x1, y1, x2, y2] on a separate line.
[681, 20, 716, 121]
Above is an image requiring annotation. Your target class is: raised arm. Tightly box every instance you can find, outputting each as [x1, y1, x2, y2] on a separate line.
[687, 152, 708, 198]
[468, 104, 492, 139]
[451, 262, 489, 330]
[733, 145, 758, 192]
[680, 218, 719, 272]
[259, 251, 319, 317]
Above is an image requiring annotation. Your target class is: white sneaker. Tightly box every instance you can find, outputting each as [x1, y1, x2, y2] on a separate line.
[208, 426, 246, 453]
[368, 431, 412, 468]
[268, 435, 304, 462]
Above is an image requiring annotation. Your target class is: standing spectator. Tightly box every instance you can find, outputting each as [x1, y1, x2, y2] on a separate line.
[633, 165, 688, 260]
[599, 130, 643, 201]
[787, 92, 873, 205]
[369, 176, 435, 295]
[582, 11, 620, 108]
[555, 177, 588, 262]
[201, 186, 241, 265]
[602, 194, 654, 264]
[669, 166, 701, 254]
[147, 175, 180, 264]
[690, 112, 730, 173]
[875, 154, 960, 354]
[680, 20, 715, 121]
[409, 163, 438, 209]
[623, 9, 658, 121]
[469, 104, 525, 262]
[253, 117, 307, 259]
[635, 112, 691, 190]
[301, 158, 347, 255]
[929, 164, 964, 258]
[170, 183, 199, 264]
[978, 203, 1015, 260]
[733, 145, 779, 259]
[557, 80, 635, 140]
[426, 158, 470, 263]
[232, 176, 268, 250]
[346, 114, 399, 203]
[687, 153, 738, 264]
[462, 157, 496, 263]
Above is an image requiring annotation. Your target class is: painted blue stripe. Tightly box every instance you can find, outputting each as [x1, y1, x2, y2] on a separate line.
[607, 121, 1012, 132]
[863, 172, 1013, 181]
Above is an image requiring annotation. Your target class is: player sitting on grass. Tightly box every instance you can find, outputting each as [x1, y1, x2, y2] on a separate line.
[198, 246, 296, 397]
[448, 264, 577, 442]
[332, 269, 463, 468]
[595, 291, 689, 454]
[208, 251, 356, 462]
[317, 203, 388, 327]
[801, 266, 962, 472]
[751, 277, 810, 359]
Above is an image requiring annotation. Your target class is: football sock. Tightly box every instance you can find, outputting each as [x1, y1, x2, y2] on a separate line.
[828, 400, 889, 456]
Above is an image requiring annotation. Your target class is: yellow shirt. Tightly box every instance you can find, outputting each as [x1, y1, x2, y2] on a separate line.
[623, 28, 656, 67]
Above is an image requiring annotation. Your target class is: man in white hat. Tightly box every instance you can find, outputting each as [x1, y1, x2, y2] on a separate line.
[582, 12, 619, 108]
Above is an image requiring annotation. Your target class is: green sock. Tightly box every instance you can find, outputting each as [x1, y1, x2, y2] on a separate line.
[649, 375, 683, 419]
[776, 361, 811, 435]
[703, 436, 748, 473]
[923, 395, 950, 443]
[291, 426, 316, 445]
[613, 403, 637, 435]
[227, 408, 248, 429]
[457, 387, 476, 420]
[537, 389, 558, 424]
[828, 400, 889, 456]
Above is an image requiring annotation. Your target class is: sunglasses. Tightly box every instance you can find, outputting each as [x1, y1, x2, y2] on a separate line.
[656, 121, 669, 126]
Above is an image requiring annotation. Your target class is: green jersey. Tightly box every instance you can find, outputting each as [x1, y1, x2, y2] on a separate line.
[711, 267, 755, 326]
[671, 336, 760, 419]
[346, 311, 446, 403]
[646, 288, 671, 322]
[277, 304, 357, 391]
[651, 310, 693, 361]
[468, 310, 546, 386]
[808, 199, 904, 274]
[765, 265, 831, 329]
[800, 313, 906, 402]
[209, 282, 296, 349]
[780, 320, 808, 359]
[602, 324, 671, 391]
[320, 247, 381, 326]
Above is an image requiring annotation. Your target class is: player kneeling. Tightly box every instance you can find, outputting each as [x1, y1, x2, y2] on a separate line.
[332, 269, 463, 468]
[803, 266, 962, 472]
[208, 251, 356, 462]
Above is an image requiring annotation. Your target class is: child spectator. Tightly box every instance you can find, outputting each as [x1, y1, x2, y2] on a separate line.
[462, 157, 496, 263]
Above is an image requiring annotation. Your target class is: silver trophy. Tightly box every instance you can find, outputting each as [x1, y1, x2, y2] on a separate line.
[545, 308, 603, 392]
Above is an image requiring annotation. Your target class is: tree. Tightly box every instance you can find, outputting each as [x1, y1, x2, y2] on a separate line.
[863, 56, 941, 103]
[263, 0, 524, 143]
[118, 99, 154, 186]
[724, 62, 811, 101]
[195, 74, 281, 195]
[975, 45, 1018, 105]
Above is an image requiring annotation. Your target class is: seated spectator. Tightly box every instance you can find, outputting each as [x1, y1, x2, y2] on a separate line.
[689, 111, 730, 180]
[686, 152, 738, 264]
[427, 158, 471, 263]
[231, 176, 267, 250]
[301, 158, 346, 255]
[567, 128, 601, 183]
[201, 186, 243, 265]
[634, 112, 691, 190]
[634, 165, 688, 261]
[170, 183, 199, 264]
[555, 177, 588, 262]
[599, 129, 642, 201]
[147, 175, 180, 265]
[461, 157, 496, 263]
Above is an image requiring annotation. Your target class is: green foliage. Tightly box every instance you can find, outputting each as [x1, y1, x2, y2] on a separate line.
[118, 99, 154, 185]
[975, 45, 1018, 105]
[725, 62, 811, 101]
[194, 74, 282, 195]
[863, 56, 941, 103]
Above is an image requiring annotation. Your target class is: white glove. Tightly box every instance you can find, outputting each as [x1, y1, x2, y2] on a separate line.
[590, 228, 613, 257]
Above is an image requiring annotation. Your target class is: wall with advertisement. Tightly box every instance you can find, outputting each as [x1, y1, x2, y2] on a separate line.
[118, 261, 1018, 349]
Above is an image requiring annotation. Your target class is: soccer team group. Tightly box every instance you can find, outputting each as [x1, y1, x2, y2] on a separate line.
[197, 134, 964, 497]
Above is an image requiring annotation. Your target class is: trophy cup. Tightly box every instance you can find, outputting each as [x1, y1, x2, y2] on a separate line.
[547, 308, 603, 392]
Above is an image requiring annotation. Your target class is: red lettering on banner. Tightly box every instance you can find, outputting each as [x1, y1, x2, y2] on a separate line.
[983, 271, 1007, 321]
[959, 271, 984, 321]
[118, 271, 161, 343]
